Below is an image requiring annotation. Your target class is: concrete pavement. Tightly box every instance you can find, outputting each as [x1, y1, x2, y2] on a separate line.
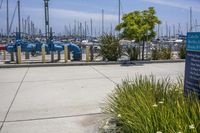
[0, 63, 185, 133]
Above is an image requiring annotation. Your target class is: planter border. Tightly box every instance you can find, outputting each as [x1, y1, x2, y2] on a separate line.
[0, 59, 185, 68]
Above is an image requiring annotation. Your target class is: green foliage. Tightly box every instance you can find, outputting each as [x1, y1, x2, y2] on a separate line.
[102, 76, 200, 133]
[99, 34, 122, 61]
[116, 7, 161, 42]
[125, 46, 140, 61]
[151, 47, 172, 60]
[179, 43, 186, 59]
[160, 47, 172, 60]
[151, 47, 159, 60]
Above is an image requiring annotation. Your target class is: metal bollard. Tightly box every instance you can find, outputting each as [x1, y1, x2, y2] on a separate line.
[10, 52, 14, 61]
[90, 46, 94, 61]
[17, 46, 22, 64]
[42, 46, 46, 63]
[58, 51, 61, 61]
[68, 48, 71, 60]
[64, 45, 68, 63]
[86, 46, 90, 62]
[51, 51, 54, 63]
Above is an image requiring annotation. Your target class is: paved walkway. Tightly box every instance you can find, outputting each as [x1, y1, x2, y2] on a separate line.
[0, 63, 185, 133]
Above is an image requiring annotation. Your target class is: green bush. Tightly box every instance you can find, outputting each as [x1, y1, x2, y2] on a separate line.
[125, 46, 140, 61]
[179, 44, 186, 59]
[151, 47, 172, 60]
[160, 47, 172, 59]
[102, 76, 200, 133]
[151, 47, 159, 60]
[99, 34, 122, 61]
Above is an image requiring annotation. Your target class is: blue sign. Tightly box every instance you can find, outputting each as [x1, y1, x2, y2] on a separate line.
[184, 32, 200, 98]
[186, 32, 200, 51]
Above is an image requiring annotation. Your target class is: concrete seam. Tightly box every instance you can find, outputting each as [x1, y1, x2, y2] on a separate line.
[0, 68, 29, 132]
[14, 76, 112, 83]
[90, 66, 117, 85]
[0, 77, 103, 84]
[4, 112, 103, 123]
[0, 81, 21, 84]
[0, 76, 121, 84]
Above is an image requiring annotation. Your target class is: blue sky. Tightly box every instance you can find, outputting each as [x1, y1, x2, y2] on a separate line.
[0, 0, 200, 35]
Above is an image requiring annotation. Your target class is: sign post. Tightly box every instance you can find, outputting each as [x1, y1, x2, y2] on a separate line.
[184, 32, 200, 98]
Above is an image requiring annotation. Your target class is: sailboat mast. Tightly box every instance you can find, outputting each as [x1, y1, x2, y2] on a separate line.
[6, 0, 9, 42]
[118, 0, 121, 25]
[102, 9, 104, 35]
[190, 7, 193, 32]
[90, 18, 93, 37]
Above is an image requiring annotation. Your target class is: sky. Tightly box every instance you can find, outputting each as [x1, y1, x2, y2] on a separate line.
[0, 0, 200, 35]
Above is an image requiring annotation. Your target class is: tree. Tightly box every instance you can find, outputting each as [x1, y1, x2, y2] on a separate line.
[116, 7, 161, 60]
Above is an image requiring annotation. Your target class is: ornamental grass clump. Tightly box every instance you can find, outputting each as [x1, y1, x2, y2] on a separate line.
[102, 76, 200, 133]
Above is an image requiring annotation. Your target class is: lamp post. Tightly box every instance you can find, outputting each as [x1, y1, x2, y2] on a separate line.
[44, 0, 50, 40]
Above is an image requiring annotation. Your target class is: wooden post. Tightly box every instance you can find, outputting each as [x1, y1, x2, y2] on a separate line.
[64, 45, 68, 63]
[42, 46, 46, 63]
[86, 46, 90, 62]
[0, 50, 2, 61]
[3, 50, 6, 61]
[17, 46, 22, 64]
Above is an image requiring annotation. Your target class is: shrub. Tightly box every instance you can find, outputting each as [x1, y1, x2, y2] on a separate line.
[160, 47, 172, 59]
[125, 46, 140, 61]
[102, 76, 200, 133]
[151, 47, 159, 60]
[179, 43, 186, 59]
[99, 34, 122, 61]
[151, 47, 172, 60]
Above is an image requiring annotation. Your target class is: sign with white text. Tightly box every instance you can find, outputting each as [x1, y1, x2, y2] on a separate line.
[184, 32, 200, 98]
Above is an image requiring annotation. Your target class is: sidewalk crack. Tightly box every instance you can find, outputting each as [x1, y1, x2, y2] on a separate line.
[0, 68, 29, 132]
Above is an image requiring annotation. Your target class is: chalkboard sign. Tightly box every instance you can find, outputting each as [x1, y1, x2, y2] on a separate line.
[184, 32, 200, 98]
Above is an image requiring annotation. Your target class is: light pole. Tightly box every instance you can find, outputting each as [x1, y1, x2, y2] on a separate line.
[44, 0, 50, 40]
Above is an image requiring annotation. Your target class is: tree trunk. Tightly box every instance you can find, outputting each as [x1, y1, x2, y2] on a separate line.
[142, 39, 145, 60]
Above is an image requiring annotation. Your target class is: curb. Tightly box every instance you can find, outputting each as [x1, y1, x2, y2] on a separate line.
[0, 59, 185, 68]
